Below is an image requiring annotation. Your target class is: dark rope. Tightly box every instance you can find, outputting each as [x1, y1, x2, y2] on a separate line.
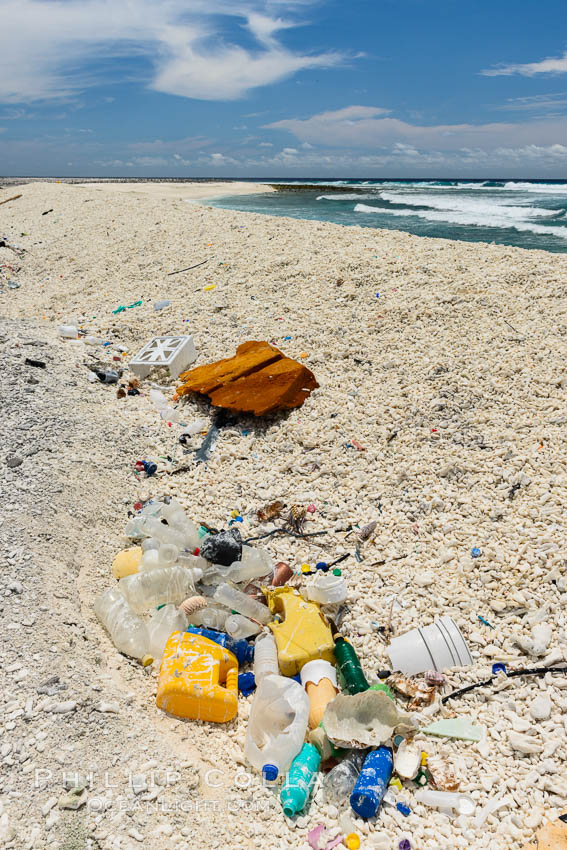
[442, 665, 567, 703]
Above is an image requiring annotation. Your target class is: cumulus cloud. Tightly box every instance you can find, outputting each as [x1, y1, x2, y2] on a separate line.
[482, 49, 567, 77]
[265, 104, 567, 152]
[0, 0, 343, 104]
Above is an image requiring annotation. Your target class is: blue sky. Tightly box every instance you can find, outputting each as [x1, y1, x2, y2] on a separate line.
[1, 0, 567, 177]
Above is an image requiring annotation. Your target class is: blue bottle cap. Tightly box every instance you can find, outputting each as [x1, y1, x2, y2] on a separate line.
[471, 547, 482, 558]
[396, 802, 411, 817]
[262, 763, 278, 782]
[315, 562, 328, 571]
[492, 662, 507, 675]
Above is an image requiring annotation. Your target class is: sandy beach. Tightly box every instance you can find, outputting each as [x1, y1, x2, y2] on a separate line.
[1, 180, 567, 850]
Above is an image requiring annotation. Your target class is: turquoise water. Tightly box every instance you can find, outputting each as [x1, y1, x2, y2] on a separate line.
[212, 179, 567, 253]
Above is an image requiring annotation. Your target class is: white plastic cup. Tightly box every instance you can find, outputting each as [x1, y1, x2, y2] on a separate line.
[387, 616, 472, 676]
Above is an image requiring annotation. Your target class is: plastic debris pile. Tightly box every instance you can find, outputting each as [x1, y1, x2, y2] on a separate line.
[94, 496, 496, 844]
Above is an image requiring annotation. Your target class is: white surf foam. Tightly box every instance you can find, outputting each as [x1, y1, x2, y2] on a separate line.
[354, 202, 567, 239]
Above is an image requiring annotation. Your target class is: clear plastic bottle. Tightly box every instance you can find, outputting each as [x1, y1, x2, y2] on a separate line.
[140, 543, 179, 570]
[222, 546, 273, 583]
[138, 517, 189, 550]
[323, 750, 366, 804]
[119, 564, 202, 614]
[225, 613, 262, 639]
[253, 632, 279, 681]
[94, 587, 148, 660]
[213, 583, 272, 625]
[194, 607, 231, 631]
[245, 674, 309, 777]
[84, 335, 104, 346]
[146, 604, 188, 660]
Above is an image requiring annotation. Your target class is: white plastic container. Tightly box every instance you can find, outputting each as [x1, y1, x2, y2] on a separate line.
[213, 583, 272, 625]
[58, 324, 78, 339]
[129, 335, 196, 379]
[94, 587, 148, 660]
[244, 674, 309, 776]
[146, 604, 188, 660]
[119, 564, 202, 614]
[387, 616, 473, 676]
[253, 632, 279, 681]
[415, 789, 475, 816]
[305, 573, 347, 605]
[225, 614, 262, 639]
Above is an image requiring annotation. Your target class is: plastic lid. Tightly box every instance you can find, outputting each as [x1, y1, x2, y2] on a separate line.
[315, 562, 328, 570]
[262, 763, 278, 782]
[300, 659, 338, 688]
[332, 568, 342, 576]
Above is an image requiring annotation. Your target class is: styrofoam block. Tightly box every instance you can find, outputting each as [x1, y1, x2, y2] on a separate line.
[129, 335, 196, 379]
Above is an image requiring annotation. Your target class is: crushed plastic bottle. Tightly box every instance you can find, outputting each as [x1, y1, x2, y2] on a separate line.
[213, 583, 272, 625]
[146, 604, 188, 659]
[119, 564, 202, 613]
[323, 750, 366, 804]
[222, 546, 273, 583]
[96, 369, 120, 384]
[94, 587, 148, 660]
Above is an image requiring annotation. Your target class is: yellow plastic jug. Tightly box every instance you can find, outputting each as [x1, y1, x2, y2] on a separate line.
[156, 632, 238, 723]
[265, 587, 335, 676]
[112, 546, 142, 579]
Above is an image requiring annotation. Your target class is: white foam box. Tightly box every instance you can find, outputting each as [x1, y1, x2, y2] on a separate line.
[129, 335, 196, 379]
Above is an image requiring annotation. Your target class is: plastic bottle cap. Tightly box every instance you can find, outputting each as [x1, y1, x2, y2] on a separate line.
[332, 568, 342, 576]
[301, 564, 311, 574]
[231, 510, 239, 518]
[345, 834, 360, 850]
[262, 764, 278, 782]
[471, 547, 482, 558]
[492, 662, 507, 675]
[315, 562, 328, 570]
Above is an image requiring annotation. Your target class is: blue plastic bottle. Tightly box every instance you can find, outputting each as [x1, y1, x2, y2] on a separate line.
[186, 626, 254, 665]
[350, 747, 393, 819]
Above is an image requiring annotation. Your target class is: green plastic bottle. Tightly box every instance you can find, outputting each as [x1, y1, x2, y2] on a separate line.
[334, 636, 369, 695]
[280, 743, 321, 817]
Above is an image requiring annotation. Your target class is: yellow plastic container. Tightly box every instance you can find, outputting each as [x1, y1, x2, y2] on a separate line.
[156, 632, 238, 723]
[265, 587, 335, 677]
[112, 546, 142, 579]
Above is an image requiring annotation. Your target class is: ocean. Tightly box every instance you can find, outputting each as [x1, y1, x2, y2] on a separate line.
[212, 179, 567, 254]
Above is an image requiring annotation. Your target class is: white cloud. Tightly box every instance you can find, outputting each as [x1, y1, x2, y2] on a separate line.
[0, 0, 343, 104]
[482, 49, 567, 77]
[265, 103, 567, 152]
[496, 92, 567, 111]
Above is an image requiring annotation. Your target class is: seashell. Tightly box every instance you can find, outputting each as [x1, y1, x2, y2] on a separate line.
[394, 739, 421, 779]
[427, 755, 460, 791]
[178, 595, 208, 616]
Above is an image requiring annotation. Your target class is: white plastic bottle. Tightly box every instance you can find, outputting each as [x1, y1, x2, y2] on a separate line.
[119, 564, 203, 613]
[146, 604, 188, 660]
[245, 674, 309, 778]
[94, 587, 148, 660]
[253, 632, 279, 681]
[213, 583, 272, 625]
[225, 613, 262, 639]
